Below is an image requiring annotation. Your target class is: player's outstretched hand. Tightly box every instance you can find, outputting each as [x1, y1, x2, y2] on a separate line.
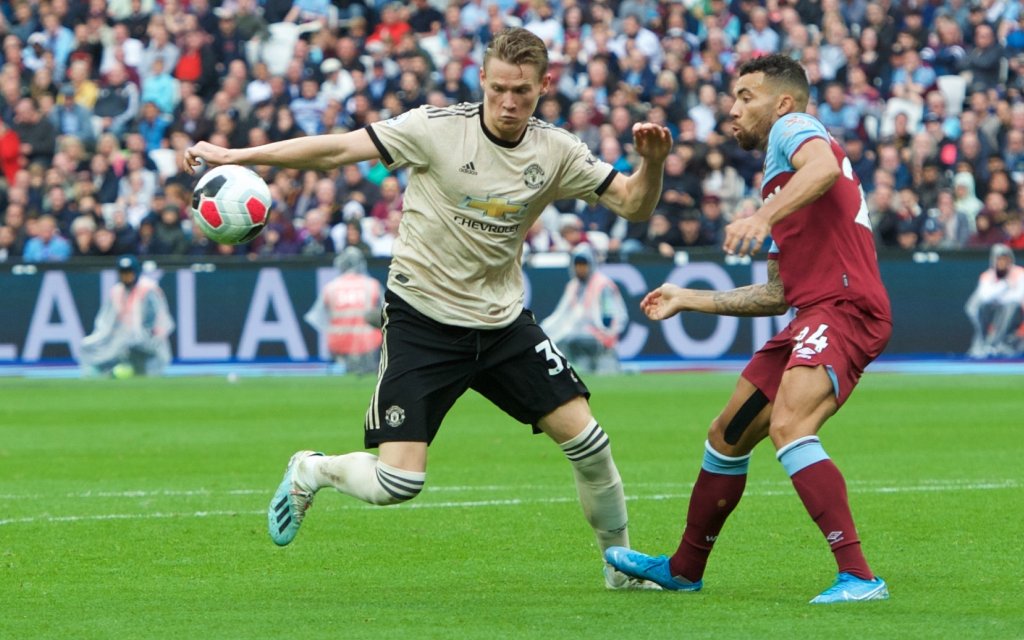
[640, 284, 686, 320]
[722, 213, 771, 257]
[183, 141, 231, 175]
[631, 122, 672, 163]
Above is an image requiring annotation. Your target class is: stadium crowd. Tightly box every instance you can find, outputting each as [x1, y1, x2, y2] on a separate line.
[2, 0, 1024, 265]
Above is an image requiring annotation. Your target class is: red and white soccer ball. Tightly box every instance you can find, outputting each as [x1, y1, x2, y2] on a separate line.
[190, 165, 272, 245]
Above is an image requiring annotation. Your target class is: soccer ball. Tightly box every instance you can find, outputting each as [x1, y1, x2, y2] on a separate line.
[190, 165, 272, 245]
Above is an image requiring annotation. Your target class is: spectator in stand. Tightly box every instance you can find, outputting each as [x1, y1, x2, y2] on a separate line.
[818, 82, 862, 141]
[698, 194, 728, 246]
[140, 57, 179, 115]
[928, 189, 972, 250]
[291, 78, 329, 136]
[1004, 213, 1024, 251]
[409, 0, 444, 35]
[745, 7, 780, 54]
[929, 14, 968, 77]
[211, 6, 246, 72]
[2, 203, 29, 257]
[23, 214, 71, 262]
[49, 84, 96, 149]
[134, 100, 172, 152]
[175, 28, 218, 99]
[953, 171, 985, 223]
[567, 102, 601, 154]
[297, 208, 335, 257]
[674, 207, 713, 249]
[964, 23, 1005, 92]
[845, 136, 877, 193]
[98, 22, 143, 77]
[619, 49, 656, 103]
[877, 143, 913, 190]
[335, 164, 381, 209]
[70, 215, 98, 257]
[895, 216, 921, 251]
[641, 211, 683, 258]
[365, 209, 402, 257]
[659, 148, 701, 214]
[369, 176, 403, 222]
[140, 21, 179, 79]
[550, 213, 590, 254]
[0, 118, 21, 184]
[45, 184, 78, 235]
[12, 97, 57, 169]
[917, 215, 947, 250]
[150, 205, 189, 255]
[701, 148, 743, 213]
[689, 83, 722, 143]
[269, 105, 305, 142]
[967, 205, 1010, 249]
[599, 136, 632, 174]
[916, 157, 949, 212]
[856, 27, 889, 93]
[94, 63, 140, 137]
[0, 224, 20, 262]
[889, 48, 936, 104]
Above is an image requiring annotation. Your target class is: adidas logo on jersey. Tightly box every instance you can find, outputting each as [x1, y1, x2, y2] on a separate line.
[459, 162, 478, 175]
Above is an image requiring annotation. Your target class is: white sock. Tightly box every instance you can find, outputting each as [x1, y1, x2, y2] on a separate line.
[560, 420, 629, 553]
[299, 452, 425, 505]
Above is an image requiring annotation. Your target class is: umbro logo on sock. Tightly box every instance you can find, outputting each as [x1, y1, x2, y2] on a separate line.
[459, 161, 477, 175]
[826, 530, 845, 545]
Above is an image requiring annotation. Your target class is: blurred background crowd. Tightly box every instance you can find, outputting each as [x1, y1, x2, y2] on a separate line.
[2, 0, 1024, 266]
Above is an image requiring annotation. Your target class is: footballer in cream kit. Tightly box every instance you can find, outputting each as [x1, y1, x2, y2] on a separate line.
[366, 102, 617, 329]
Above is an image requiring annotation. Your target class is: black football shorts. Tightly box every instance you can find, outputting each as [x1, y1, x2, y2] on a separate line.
[363, 291, 590, 447]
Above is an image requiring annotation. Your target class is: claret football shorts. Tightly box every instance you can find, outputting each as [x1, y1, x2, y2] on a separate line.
[363, 291, 590, 447]
[742, 300, 892, 407]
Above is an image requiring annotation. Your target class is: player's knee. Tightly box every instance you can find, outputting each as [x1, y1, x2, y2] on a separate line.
[713, 388, 770, 449]
[368, 461, 425, 505]
[768, 419, 801, 449]
[561, 421, 620, 484]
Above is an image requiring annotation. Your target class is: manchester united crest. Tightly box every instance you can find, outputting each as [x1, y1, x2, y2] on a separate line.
[523, 163, 546, 189]
[385, 405, 406, 428]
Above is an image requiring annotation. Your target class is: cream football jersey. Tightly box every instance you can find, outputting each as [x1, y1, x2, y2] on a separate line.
[366, 103, 617, 328]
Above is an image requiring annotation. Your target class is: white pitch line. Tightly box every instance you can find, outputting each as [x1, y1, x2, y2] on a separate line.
[0, 480, 1017, 527]
[0, 478, 1017, 502]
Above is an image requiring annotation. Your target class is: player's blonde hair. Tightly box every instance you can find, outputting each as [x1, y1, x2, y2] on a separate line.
[483, 28, 549, 80]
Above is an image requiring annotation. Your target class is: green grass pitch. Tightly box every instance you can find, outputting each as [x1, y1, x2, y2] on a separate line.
[1, 372, 1021, 639]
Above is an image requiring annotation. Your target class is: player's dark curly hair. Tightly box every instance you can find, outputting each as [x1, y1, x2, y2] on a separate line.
[737, 54, 810, 108]
[484, 28, 549, 80]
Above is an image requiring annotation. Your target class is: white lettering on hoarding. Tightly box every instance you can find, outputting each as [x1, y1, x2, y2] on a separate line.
[176, 269, 231, 361]
[22, 271, 84, 361]
[237, 268, 308, 361]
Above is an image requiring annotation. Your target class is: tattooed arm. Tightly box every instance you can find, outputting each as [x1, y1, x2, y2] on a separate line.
[640, 260, 789, 320]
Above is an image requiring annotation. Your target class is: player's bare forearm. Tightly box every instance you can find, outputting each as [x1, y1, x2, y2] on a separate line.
[184, 130, 380, 174]
[617, 157, 664, 221]
[642, 261, 788, 319]
[598, 123, 671, 221]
